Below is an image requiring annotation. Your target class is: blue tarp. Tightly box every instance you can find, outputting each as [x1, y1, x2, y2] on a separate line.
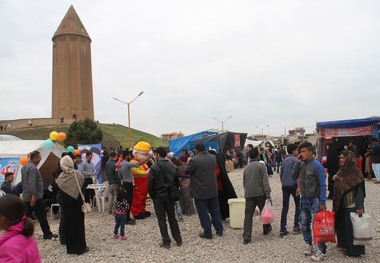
[168, 131, 217, 157]
[169, 131, 247, 157]
[316, 117, 380, 130]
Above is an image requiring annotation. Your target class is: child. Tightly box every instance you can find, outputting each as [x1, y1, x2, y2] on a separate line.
[0, 195, 41, 262]
[113, 188, 129, 240]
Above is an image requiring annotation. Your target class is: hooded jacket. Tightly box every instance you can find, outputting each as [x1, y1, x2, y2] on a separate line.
[0, 220, 41, 263]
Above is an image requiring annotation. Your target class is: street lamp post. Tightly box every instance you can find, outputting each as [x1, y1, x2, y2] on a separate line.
[212, 116, 232, 132]
[113, 91, 144, 148]
[256, 125, 269, 135]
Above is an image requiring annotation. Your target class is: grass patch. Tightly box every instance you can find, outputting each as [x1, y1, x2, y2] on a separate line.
[2, 123, 168, 149]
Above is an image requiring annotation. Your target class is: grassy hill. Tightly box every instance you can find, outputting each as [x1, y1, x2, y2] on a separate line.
[99, 123, 168, 149]
[2, 123, 168, 149]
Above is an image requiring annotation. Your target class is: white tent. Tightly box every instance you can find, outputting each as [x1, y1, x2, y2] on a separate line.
[0, 140, 65, 185]
[244, 139, 263, 148]
[0, 135, 22, 141]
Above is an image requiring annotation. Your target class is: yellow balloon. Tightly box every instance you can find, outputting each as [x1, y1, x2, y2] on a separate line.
[49, 131, 58, 141]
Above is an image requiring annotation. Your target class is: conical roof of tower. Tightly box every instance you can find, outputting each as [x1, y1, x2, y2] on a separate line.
[53, 5, 91, 40]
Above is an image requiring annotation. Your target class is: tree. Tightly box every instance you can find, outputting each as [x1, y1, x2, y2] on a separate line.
[65, 118, 103, 147]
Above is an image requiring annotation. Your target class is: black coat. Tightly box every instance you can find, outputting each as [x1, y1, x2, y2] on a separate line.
[148, 159, 179, 199]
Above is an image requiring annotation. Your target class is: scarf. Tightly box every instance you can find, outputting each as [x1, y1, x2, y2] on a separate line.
[333, 151, 364, 212]
[56, 155, 84, 199]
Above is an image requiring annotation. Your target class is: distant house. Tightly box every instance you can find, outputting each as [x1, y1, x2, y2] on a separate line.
[161, 132, 178, 141]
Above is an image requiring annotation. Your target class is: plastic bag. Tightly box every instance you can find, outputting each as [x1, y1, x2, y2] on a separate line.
[350, 212, 373, 246]
[313, 210, 336, 244]
[260, 199, 275, 224]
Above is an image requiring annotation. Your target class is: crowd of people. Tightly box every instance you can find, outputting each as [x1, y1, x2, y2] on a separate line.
[0, 137, 377, 262]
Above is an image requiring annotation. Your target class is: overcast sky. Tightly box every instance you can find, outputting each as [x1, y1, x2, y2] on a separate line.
[1, 0, 379, 137]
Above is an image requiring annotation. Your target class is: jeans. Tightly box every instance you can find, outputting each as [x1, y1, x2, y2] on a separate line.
[108, 184, 120, 213]
[372, 163, 380, 181]
[114, 213, 127, 236]
[280, 185, 300, 230]
[175, 201, 183, 219]
[25, 199, 52, 237]
[275, 161, 282, 172]
[300, 197, 326, 253]
[194, 196, 223, 237]
[243, 196, 272, 241]
[153, 198, 182, 245]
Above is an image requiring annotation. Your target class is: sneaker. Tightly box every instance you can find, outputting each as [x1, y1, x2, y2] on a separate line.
[304, 244, 313, 255]
[279, 229, 289, 237]
[311, 250, 327, 262]
[113, 234, 120, 239]
[120, 236, 128, 241]
[243, 239, 251, 245]
[293, 226, 301, 234]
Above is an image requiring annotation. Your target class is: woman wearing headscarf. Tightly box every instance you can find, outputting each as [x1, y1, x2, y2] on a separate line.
[209, 150, 237, 220]
[324, 143, 339, 199]
[172, 157, 195, 216]
[56, 155, 89, 255]
[332, 150, 365, 257]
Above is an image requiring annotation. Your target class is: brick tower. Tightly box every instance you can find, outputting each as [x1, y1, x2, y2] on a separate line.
[52, 5, 94, 121]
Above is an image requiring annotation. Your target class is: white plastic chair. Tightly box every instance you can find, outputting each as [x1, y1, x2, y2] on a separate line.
[98, 182, 109, 212]
[50, 203, 60, 220]
[93, 187, 103, 212]
[102, 181, 109, 201]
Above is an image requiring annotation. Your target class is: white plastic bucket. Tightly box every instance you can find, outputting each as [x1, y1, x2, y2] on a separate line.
[227, 198, 246, 228]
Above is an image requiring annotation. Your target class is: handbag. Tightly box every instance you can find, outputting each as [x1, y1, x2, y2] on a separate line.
[157, 163, 180, 201]
[74, 172, 92, 213]
[350, 212, 373, 246]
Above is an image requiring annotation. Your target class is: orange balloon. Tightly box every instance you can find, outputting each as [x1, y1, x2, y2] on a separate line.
[20, 157, 29, 166]
[73, 149, 81, 156]
[57, 132, 66, 141]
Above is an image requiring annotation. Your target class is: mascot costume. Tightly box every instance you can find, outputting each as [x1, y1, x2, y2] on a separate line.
[130, 141, 153, 219]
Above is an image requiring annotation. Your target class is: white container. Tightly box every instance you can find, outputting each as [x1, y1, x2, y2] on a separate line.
[227, 198, 246, 228]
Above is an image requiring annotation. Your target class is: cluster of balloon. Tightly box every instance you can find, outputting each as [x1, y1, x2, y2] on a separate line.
[49, 131, 66, 141]
[43, 131, 67, 149]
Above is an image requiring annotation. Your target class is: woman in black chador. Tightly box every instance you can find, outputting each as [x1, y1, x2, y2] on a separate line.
[209, 150, 237, 220]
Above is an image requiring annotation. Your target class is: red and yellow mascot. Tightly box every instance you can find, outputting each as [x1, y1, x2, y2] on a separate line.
[130, 141, 153, 219]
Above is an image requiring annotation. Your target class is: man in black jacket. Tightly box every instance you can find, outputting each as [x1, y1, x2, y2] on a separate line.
[148, 147, 182, 248]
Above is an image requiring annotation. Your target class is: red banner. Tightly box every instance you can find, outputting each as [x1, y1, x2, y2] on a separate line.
[234, 135, 240, 147]
[321, 126, 373, 137]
